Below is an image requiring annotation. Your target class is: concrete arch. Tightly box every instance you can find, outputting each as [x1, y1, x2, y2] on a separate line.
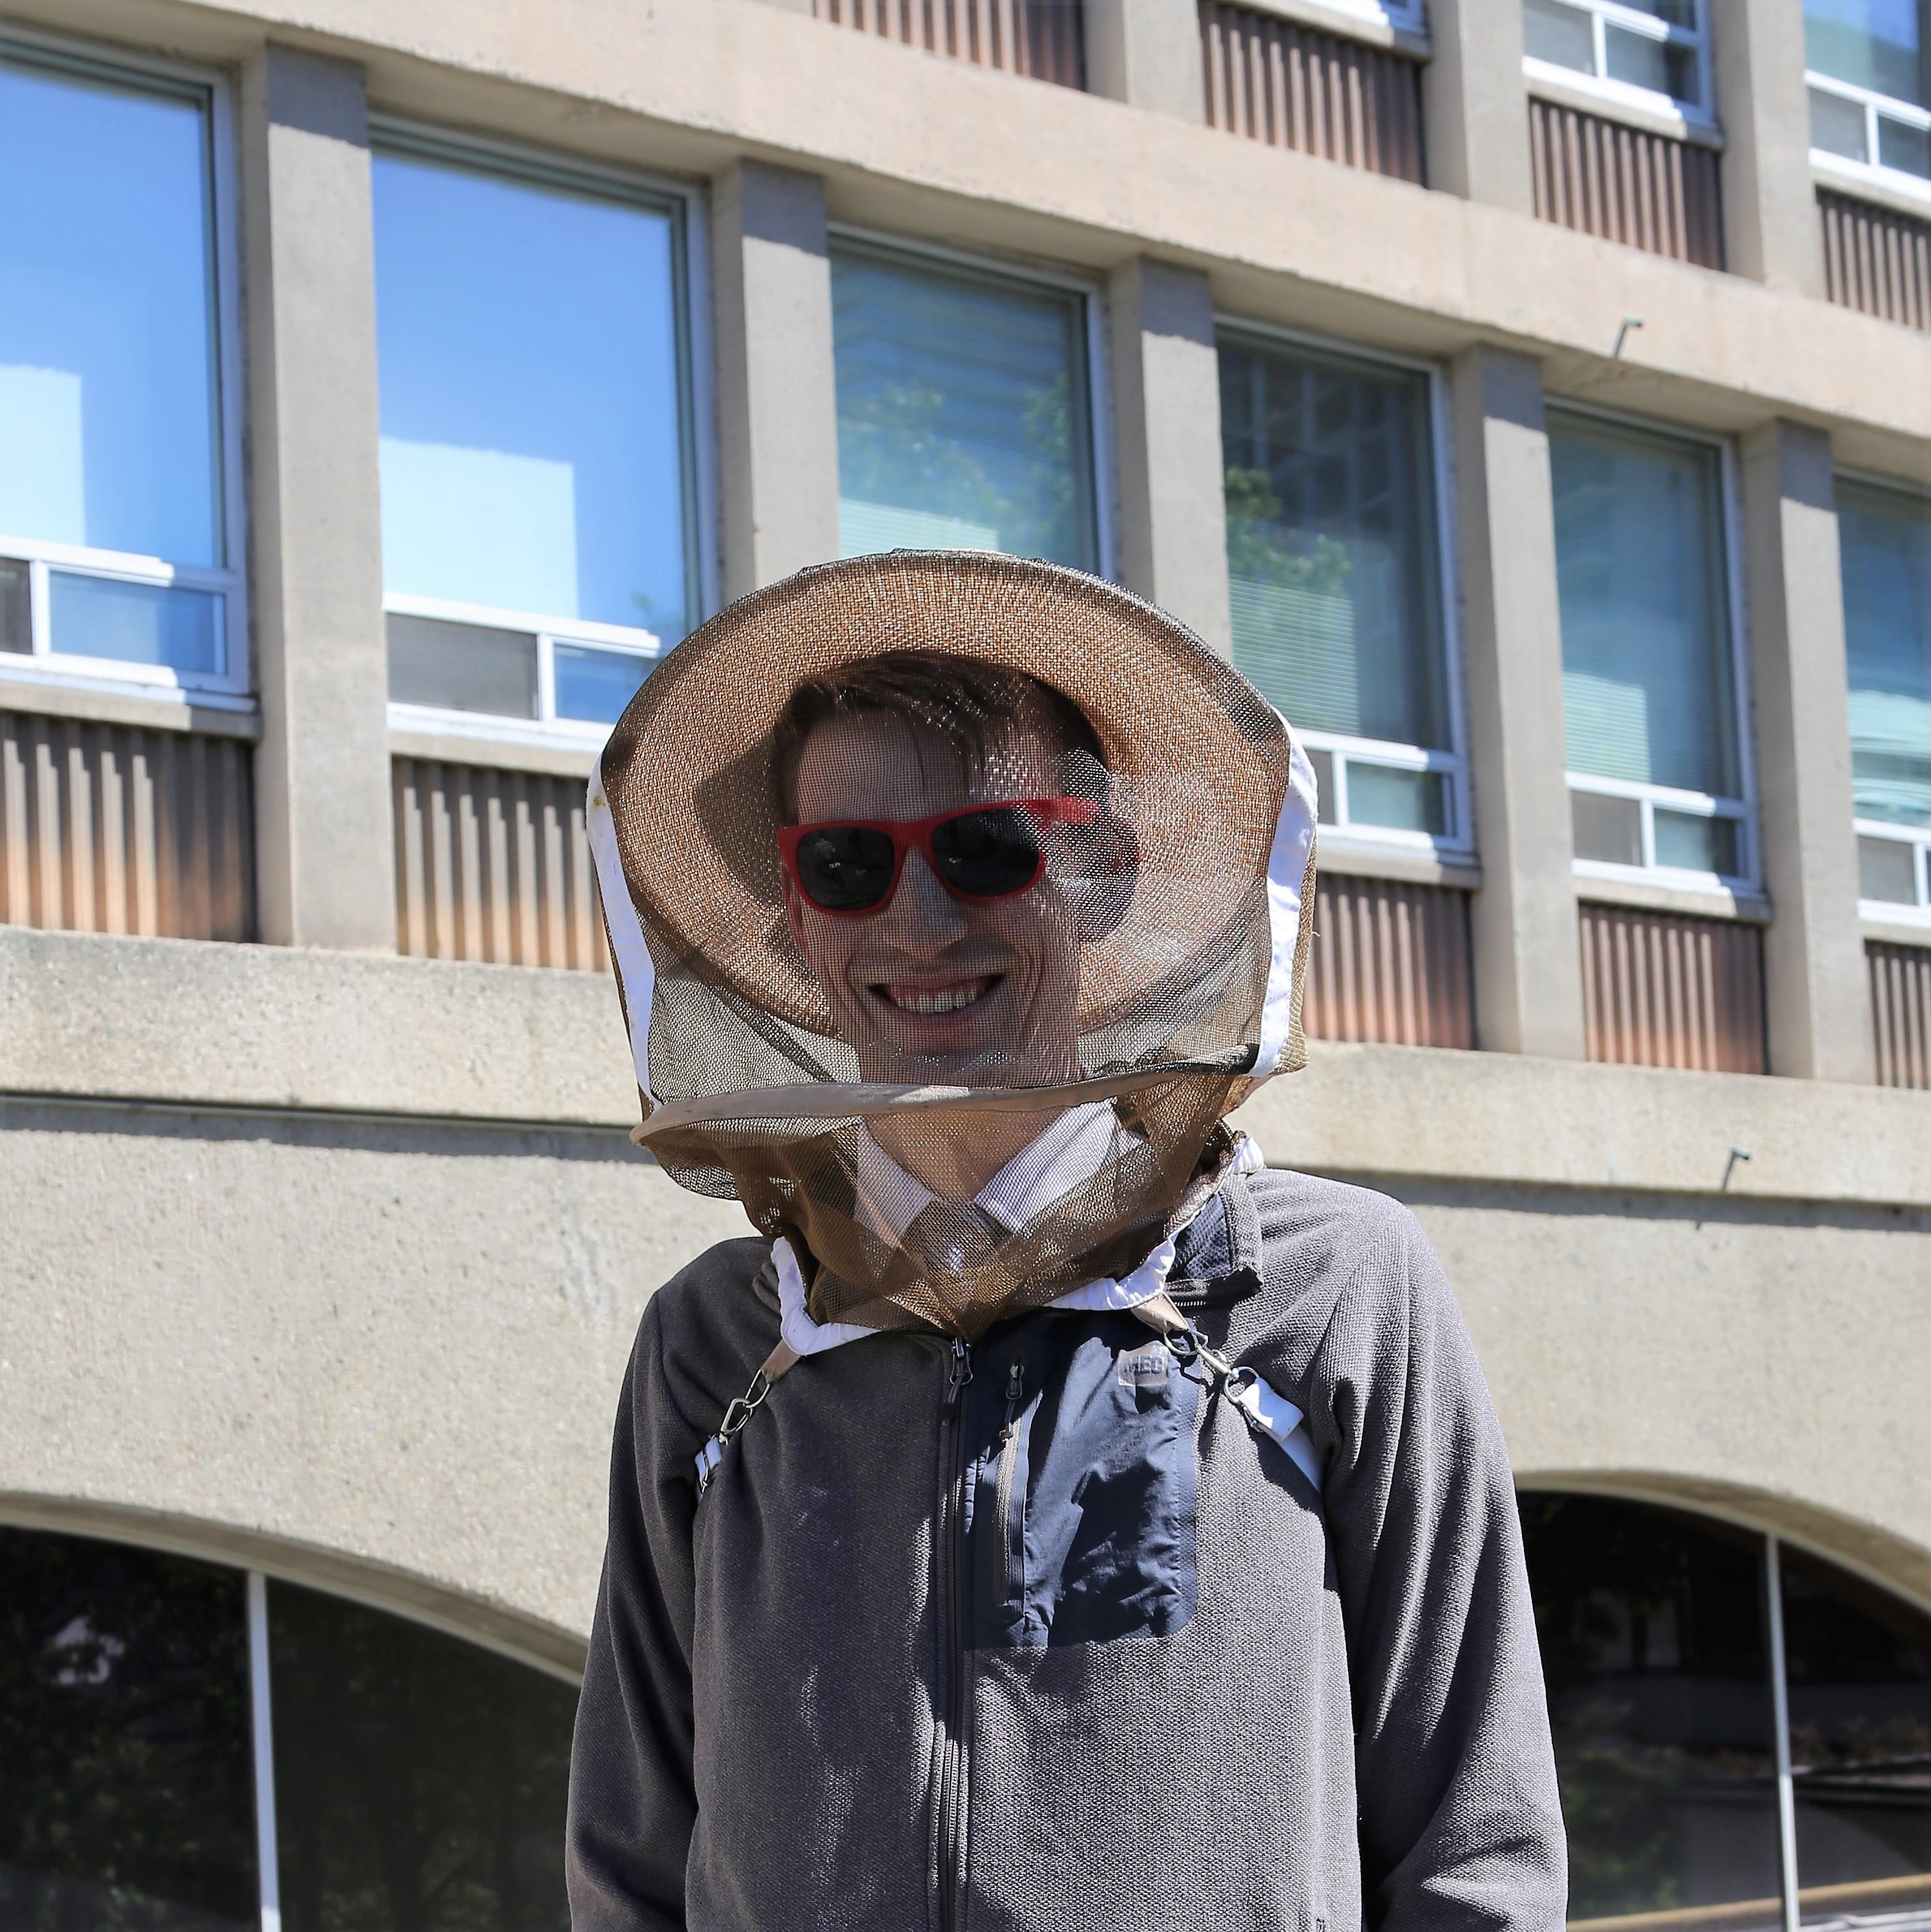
[0, 1492, 587, 1683]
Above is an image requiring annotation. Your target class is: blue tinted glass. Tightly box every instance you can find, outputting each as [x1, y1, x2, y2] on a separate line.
[1219, 340, 1449, 750]
[373, 152, 690, 641]
[1551, 416, 1738, 799]
[832, 249, 1095, 568]
[0, 57, 220, 564]
[1838, 479, 1931, 829]
[1804, 0, 1930, 109]
[49, 571, 221, 674]
[554, 642, 651, 724]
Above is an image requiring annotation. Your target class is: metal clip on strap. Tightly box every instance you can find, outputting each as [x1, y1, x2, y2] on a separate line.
[694, 1341, 800, 1498]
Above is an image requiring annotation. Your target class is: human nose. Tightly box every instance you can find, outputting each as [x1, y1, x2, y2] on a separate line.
[877, 846, 970, 948]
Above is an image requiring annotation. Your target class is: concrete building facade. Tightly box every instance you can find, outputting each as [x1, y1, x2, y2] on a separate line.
[3, 0, 1930, 1925]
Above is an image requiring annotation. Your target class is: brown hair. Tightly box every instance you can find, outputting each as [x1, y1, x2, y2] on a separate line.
[770, 649, 1108, 823]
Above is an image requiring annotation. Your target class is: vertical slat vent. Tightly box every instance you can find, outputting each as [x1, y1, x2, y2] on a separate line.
[811, 0, 1085, 89]
[1199, 3, 1426, 184]
[391, 758, 608, 973]
[1820, 190, 1931, 334]
[0, 711, 255, 942]
[1303, 875, 1475, 1049]
[1868, 941, 1931, 1089]
[1528, 96, 1725, 268]
[1579, 903, 1766, 1075]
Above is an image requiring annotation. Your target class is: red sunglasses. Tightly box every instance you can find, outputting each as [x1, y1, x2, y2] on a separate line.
[778, 797, 1097, 916]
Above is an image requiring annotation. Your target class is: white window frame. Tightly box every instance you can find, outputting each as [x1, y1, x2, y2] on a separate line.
[1249, 0, 1429, 42]
[370, 119, 716, 752]
[0, 27, 249, 713]
[1547, 401, 1760, 898]
[826, 223, 1116, 587]
[1523, 0, 1716, 128]
[1806, 68, 1931, 210]
[1214, 318, 1473, 865]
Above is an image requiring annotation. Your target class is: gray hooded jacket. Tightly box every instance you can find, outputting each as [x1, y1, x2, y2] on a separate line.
[565, 1165, 1568, 1931]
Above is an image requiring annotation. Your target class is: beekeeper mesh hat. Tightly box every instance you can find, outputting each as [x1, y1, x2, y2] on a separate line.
[587, 551, 1318, 1342]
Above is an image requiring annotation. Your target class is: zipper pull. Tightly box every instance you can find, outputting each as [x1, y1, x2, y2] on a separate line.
[946, 1337, 974, 1404]
[998, 1360, 1024, 1443]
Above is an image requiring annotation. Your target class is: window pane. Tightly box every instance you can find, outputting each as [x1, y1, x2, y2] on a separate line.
[1572, 788, 1644, 866]
[1804, 0, 1931, 111]
[267, 1580, 576, 1932]
[1621, 0, 1698, 25]
[1306, 745, 1337, 824]
[1838, 479, 1931, 830]
[1346, 761, 1447, 834]
[387, 612, 539, 718]
[554, 642, 651, 724]
[1524, 0, 1598, 73]
[1520, 1495, 1783, 1931]
[1810, 85, 1873, 160]
[1654, 808, 1738, 875]
[1781, 1546, 1931, 1918]
[0, 556, 27, 650]
[1552, 416, 1740, 799]
[1859, 833, 1921, 902]
[1878, 110, 1931, 175]
[49, 571, 221, 675]
[1605, 25, 1700, 104]
[832, 248, 1096, 569]
[0, 56, 221, 565]
[0, 1527, 256, 1929]
[374, 151, 691, 641]
[1220, 341, 1449, 750]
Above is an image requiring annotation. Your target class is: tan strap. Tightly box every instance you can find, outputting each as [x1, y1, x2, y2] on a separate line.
[1131, 1292, 1190, 1337]
[759, 1339, 802, 1386]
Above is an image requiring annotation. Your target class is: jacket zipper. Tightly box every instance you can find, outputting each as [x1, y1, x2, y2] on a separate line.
[994, 1361, 1025, 1608]
[937, 1336, 972, 1932]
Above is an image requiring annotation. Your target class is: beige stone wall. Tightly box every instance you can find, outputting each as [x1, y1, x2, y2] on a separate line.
[6, 929, 1928, 1674]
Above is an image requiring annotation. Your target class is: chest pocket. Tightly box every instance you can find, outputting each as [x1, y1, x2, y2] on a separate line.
[968, 1327, 1200, 1651]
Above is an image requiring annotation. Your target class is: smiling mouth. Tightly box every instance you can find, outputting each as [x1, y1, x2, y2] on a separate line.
[877, 975, 998, 1016]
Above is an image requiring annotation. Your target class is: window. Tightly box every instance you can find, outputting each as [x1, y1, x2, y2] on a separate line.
[373, 132, 703, 741]
[1839, 476, 1931, 920]
[1523, 1494, 1931, 1931]
[1219, 333, 1464, 849]
[1523, 0, 1712, 117]
[830, 240, 1103, 573]
[1549, 410, 1753, 888]
[0, 39, 244, 700]
[0, 1526, 577, 1931]
[1806, 0, 1931, 190]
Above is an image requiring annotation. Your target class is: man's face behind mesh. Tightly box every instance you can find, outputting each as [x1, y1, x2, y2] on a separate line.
[782, 711, 1084, 1090]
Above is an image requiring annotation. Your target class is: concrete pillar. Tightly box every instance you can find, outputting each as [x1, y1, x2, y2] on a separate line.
[1449, 347, 1586, 1058]
[1710, 0, 1824, 294]
[1084, 0, 1204, 122]
[712, 162, 841, 599]
[1424, 0, 1534, 211]
[1107, 259, 1232, 655]
[1739, 422, 1872, 1083]
[239, 46, 394, 952]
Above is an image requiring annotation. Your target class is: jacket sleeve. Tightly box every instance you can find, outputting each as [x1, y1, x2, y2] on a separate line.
[567, 1297, 701, 1931]
[1312, 1205, 1568, 1932]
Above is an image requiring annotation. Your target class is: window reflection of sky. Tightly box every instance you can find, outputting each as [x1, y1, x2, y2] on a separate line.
[373, 152, 689, 641]
[0, 59, 219, 565]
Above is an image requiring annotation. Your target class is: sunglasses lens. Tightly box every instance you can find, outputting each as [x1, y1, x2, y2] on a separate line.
[793, 825, 898, 911]
[931, 807, 1042, 898]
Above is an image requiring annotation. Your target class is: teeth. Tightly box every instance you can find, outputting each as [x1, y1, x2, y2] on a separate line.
[888, 980, 989, 1014]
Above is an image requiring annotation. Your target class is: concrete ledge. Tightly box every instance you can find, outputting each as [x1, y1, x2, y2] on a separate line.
[7, 927, 1928, 1204]
[0, 926, 638, 1126]
[1237, 1041, 1931, 1207]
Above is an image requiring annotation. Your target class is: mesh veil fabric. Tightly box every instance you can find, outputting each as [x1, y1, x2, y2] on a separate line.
[588, 552, 1318, 1341]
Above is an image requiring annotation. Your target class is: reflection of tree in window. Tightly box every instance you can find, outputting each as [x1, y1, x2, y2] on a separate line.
[0, 1527, 257, 1931]
[1519, 1494, 1782, 1927]
[267, 1581, 576, 1932]
[1780, 1546, 1931, 1907]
